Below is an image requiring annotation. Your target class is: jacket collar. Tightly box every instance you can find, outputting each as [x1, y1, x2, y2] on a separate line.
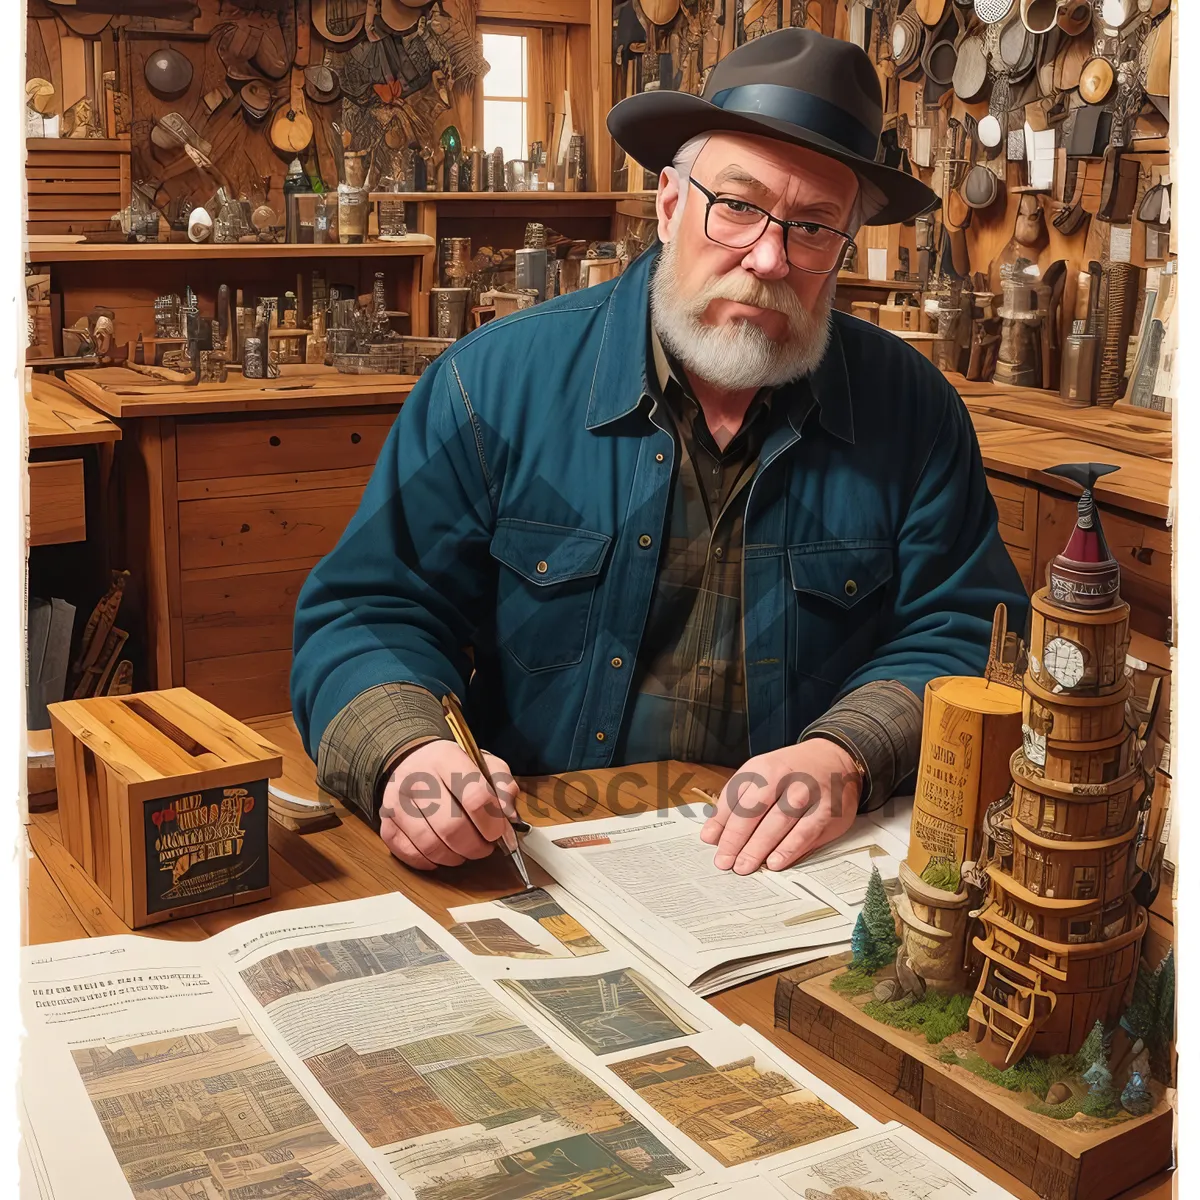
[585, 243, 855, 445]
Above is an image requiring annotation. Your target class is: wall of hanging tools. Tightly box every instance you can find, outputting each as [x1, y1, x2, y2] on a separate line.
[611, 0, 1175, 408]
[25, 0, 495, 240]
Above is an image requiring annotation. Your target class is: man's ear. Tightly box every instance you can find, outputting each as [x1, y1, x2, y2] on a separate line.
[656, 167, 681, 244]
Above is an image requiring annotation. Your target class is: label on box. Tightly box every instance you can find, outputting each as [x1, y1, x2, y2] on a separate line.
[143, 780, 269, 915]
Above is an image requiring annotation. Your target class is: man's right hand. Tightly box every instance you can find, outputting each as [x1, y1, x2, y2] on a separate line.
[378, 740, 520, 871]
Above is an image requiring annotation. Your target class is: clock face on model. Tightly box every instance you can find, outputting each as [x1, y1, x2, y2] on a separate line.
[1043, 636, 1087, 689]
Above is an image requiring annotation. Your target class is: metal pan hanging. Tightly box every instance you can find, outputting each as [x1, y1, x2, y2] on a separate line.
[998, 13, 1037, 82]
[891, 9, 927, 80]
[922, 9, 962, 86]
[953, 34, 989, 101]
[974, 0, 1015, 23]
[962, 163, 1002, 208]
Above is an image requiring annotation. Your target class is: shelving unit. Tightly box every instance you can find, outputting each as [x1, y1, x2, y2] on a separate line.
[25, 238, 434, 263]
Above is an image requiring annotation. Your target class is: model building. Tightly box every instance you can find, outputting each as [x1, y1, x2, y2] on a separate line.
[968, 464, 1150, 1067]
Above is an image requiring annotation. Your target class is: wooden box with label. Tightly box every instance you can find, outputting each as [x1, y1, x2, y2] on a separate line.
[48, 688, 282, 928]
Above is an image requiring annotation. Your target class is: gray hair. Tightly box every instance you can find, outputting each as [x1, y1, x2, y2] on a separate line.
[665, 131, 886, 237]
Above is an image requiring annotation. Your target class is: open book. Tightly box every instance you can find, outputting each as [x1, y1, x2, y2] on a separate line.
[21, 884, 1012, 1200]
[522, 800, 912, 994]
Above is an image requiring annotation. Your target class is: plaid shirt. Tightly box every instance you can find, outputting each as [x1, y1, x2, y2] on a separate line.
[317, 330, 924, 823]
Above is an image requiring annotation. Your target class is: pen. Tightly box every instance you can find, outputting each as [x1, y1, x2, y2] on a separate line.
[441, 694, 534, 891]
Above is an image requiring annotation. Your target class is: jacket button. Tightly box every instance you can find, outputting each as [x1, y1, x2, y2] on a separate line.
[638, 534, 652, 548]
[844, 579, 858, 596]
[611, 656, 623, 669]
[595, 731, 606, 741]
[655, 453, 665, 462]
[536, 560, 549, 574]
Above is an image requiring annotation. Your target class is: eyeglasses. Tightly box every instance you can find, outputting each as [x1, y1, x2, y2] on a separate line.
[688, 178, 854, 274]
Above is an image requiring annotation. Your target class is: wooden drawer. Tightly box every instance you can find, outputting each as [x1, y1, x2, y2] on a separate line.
[987, 473, 1038, 549]
[178, 485, 364, 571]
[1002, 540, 1035, 592]
[1035, 492, 1172, 642]
[28, 458, 85, 546]
[181, 563, 315, 661]
[175, 411, 396, 481]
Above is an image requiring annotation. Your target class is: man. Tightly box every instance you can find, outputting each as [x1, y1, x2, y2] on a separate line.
[291, 30, 1028, 877]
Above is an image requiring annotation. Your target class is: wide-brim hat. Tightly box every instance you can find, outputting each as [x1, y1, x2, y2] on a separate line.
[607, 28, 939, 227]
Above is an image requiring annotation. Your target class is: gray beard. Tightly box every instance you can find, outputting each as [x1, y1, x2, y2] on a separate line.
[649, 236, 832, 391]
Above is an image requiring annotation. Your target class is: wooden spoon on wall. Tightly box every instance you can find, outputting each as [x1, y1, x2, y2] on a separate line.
[271, 0, 315, 155]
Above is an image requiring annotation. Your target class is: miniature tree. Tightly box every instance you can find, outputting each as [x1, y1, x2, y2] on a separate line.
[861, 866, 899, 969]
[1075, 1020, 1108, 1077]
[1151, 949, 1175, 1084]
[1120, 960, 1157, 1044]
[850, 910, 875, 971]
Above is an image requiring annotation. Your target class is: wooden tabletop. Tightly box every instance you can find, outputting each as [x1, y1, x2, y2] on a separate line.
[26, 375, 121, 449]
[951, 376, 1173, 522]
[951, 376, 1173, 461]
[25, 718, 1170, 1200]
[62, 364, 415, 419]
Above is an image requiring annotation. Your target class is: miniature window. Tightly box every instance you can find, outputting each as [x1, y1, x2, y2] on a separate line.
[1043, 797, 1057, 829]
[1068, 918, 1093, 943]
[1072, 865, 1098, 899]
[1106, 793, 1125, 828]
[481, 32, 528, 165]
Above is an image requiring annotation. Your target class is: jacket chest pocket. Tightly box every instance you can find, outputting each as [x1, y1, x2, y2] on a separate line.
[490, 518, 612, 672]
[788, 540, 895, 685]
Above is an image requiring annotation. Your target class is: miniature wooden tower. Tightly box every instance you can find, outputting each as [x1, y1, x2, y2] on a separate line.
[969, 464, 1149, 1067]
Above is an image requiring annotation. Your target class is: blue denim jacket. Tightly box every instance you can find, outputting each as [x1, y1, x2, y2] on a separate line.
[291, 246, 1029, 774]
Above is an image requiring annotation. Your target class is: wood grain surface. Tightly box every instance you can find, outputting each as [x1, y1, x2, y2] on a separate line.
[24, 746, 1172, 1197]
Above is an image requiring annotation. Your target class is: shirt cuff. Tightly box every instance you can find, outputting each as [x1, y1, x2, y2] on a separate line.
[316, 682, 452, 824]
[799, 679, 924, 812]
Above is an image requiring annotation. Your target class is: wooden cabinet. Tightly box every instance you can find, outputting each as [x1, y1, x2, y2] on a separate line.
[986, 473, 1038, 593]
[139, 406, 401, 719]
[984, 469, 1172, 645]
[63, 366, 410, 722]
[28, 459, 86, 547]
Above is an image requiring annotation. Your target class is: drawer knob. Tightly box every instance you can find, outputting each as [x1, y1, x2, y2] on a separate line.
[351, 432, 362, 444]
[269, 435, 281, 447]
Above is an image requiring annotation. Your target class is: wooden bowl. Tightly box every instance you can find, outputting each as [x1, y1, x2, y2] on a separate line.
[1079, 56, 1116, 104]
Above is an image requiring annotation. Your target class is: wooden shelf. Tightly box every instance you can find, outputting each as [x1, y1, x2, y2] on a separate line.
[836, 273, 921, 290]
[27, 137, 130, 152]
[382, 191, 655, 202]
[26, 237, 435, 263]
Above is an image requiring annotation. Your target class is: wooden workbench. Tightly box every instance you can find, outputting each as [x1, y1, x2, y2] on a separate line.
[61, 366, 413, 718]
[945, 376, 1174, 646]
[25, 745, 1171, 1200]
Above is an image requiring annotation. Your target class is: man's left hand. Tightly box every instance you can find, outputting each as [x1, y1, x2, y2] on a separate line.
[699, 739, 863, 873]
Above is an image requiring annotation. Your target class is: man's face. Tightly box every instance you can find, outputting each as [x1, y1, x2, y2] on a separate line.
[650, 133, 860, 392]
[660, 132, 859, 328]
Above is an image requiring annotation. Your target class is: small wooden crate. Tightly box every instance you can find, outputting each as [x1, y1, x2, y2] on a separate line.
[26, 137, 131, 238]
[48, 688, 282, 928]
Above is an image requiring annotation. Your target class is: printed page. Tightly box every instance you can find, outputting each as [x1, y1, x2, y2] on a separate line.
[219, 893, 713, 1199]
[772, 1121, 1018, 1199]
[20, 932, 388, 1200]
[446, 886, 882, 1185]
[523, 804, 907, 986]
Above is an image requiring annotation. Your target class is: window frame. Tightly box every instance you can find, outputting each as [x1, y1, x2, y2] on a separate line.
[475, 23, 541, 164]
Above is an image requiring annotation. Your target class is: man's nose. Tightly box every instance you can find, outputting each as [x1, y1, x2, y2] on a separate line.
[740, 220, 791, 280]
